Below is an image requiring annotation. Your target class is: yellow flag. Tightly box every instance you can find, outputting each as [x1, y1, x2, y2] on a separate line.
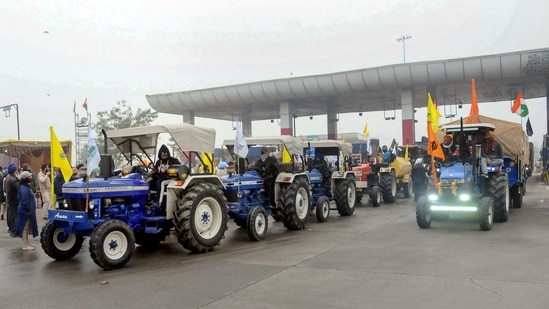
[427, 92, 442, 132]
[342, 134, 346, 143]
[201, 152, 213, 173]
[404, 145, 409, 160]
[363, 123, 369, 138]
[50, 126, 73, 183]
[282, 145, 291, 163]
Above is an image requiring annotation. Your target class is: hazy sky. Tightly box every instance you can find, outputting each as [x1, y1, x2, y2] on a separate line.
[1, 0, 548, 158]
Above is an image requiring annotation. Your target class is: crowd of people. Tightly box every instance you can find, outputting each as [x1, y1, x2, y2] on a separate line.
[0, 162, 82, 251]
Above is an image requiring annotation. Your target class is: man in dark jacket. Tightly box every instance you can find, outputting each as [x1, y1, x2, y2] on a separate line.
[154, 145, 181, 202]
[411, 158, 428, 202]
[5, 164, 19, 236]
[0, 167, 5, 220]
[53, 167, 66, 208]
[254, 147, 279, 206]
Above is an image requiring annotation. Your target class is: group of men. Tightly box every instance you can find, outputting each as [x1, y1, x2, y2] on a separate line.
[440, 130, 503, 177]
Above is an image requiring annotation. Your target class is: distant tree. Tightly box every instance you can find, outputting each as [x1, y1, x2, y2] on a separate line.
[93, 100, 158, 167]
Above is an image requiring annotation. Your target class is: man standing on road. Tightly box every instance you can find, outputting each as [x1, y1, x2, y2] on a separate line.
[37, 164, 52, 220]
[5, 164, 19, 236]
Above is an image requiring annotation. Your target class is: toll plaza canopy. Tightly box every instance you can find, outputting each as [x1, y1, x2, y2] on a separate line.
[146, 48, 549, 143]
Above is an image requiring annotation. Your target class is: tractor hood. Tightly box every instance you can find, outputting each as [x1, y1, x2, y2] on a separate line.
[439, 162, 473, 183]
[221, 170, 264, 191]
[62, 174, 149, 199]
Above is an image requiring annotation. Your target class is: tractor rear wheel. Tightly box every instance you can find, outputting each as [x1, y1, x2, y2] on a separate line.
[380, 172, 396, 203]
[334, 178, 356, 216]
[315, 196, 330, 223]
[488, 172, 509, 222]
[41, 222, 84, 261]
[247, 206, 268, 241]
[173, 183, 228, 253]
[479, 196, 494, 231]
[278, 179, 311, 230]
[89, 219, 135, 270]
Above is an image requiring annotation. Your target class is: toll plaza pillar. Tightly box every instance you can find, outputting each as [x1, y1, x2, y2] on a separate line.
[183, 111, 195, 125]
[401, 89, 415, 145]
[279, 102, 294, 136]
[327, 104, 338, 140]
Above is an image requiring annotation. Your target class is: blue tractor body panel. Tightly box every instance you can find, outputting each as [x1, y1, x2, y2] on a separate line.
[222, 171, 273, 220]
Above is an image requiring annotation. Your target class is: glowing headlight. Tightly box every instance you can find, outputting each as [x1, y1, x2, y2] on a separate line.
[89, 202, 95, 210]
[459, 194, 470, 201]
[428, 194, 438, 201]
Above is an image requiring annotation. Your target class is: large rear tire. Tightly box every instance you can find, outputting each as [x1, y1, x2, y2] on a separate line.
[247, 206, 268, 241]
[278, 179, 311, 230]
[380, 172, 396, 203]
[41, 222, 84, 261]
[89, 220, 135, 270]
[173, 183, 228, 253]
[488, 172, 509, 223]
[511, 192, 523, 209]
[335, 178, 356, 216]
[479, 196, 494, 231]
[416, 196, 431, 229]
[315, 196, 330, 223]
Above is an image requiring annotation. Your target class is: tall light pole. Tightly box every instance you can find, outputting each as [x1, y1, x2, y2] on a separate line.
[396, 34, 412, 63]
[2, 104, 20, 140]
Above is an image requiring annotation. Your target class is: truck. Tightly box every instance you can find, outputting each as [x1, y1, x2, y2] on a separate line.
[417, 122, 510, 231]
[221, 136, 311, 240]
[40, 124, 228, 270]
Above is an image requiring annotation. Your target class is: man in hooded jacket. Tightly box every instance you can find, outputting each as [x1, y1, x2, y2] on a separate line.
[5, 164, 19, 236]
[154, 145, 181, 202]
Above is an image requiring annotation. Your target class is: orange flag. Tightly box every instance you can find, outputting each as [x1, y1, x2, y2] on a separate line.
[427, 122, 445, 160]
[511, 92, 523, 114]
[466, 79, 479, 124]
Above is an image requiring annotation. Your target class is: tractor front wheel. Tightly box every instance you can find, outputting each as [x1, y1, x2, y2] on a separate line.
[89, 220, 135, 270]
[247, 206, 268, 241]
[41, 222, 84, 261]
[315, 196, 330, 223]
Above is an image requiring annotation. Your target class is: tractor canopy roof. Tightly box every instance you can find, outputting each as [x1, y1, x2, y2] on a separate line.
[302, 140, 353, 156]
[107, 123, 216, 155]
[439, 123, 496, 134]
[223, 136, 303, 156]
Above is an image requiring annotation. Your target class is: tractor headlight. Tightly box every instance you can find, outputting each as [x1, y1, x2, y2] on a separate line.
[509, 161, 516, 167]
[428, 194, 438, 201]
[89, 202, 95, 210]
[459, 194, 470, 201]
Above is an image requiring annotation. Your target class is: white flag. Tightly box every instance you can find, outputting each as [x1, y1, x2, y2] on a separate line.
[86, 125, 101, 176]
[235, 122, 249, 158]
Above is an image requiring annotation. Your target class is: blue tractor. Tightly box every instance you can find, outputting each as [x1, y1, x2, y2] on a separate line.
[303, 140, 376, 222]
[40, 124, 228, 270]
[416, 123, 510, 231]
[221, 136, 311, 241]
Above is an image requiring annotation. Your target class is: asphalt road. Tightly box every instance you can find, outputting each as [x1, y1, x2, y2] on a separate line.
[1, 176, 549, 309]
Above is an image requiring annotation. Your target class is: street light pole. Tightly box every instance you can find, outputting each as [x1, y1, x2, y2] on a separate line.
[396, 34, 412, 63]
[1, 103, 20, 140]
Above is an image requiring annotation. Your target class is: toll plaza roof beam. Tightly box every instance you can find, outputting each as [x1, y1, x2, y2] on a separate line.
[146, 48, 549, 122]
